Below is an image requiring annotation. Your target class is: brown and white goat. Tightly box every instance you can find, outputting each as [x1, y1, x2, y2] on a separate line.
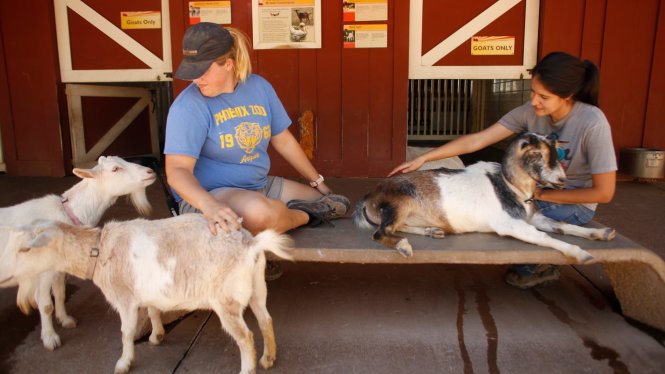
[0, 156, 155, 351]
[0, 214, 292, 374]
[354, 132, 615, 262]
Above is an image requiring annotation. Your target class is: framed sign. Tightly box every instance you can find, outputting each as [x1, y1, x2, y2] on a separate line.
[252, 0, 322, 49]
[343, 24, 388, 48]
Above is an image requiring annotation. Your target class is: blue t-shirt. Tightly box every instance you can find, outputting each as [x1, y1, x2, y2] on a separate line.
[164, 74, 291, 201]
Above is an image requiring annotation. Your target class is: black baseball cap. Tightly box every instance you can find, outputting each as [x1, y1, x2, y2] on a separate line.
[175, 22, 233, 80]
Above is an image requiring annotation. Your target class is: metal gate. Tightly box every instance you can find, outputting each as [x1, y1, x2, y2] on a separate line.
[407, 79, 474, 140]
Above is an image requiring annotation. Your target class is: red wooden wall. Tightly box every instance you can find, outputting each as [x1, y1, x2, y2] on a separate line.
[539, 0, 665, 152]
[0, 1, 67, 176]
[1, 0, 664, 176]
[169, 0, 409, 177]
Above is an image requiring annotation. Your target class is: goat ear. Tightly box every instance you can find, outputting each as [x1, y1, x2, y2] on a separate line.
[72, 168, 95, 179]
[520, 140, 532, 150]
[26, 232, 53, 249]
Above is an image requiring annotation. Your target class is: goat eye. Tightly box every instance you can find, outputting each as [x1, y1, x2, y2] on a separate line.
[111, 166, 119, 172]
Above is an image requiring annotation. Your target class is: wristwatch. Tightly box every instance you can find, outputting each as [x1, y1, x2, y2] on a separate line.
[309, 174, 324, 187]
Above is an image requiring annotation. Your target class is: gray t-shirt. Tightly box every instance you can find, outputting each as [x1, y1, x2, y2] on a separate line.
[499, 101, 617, 210]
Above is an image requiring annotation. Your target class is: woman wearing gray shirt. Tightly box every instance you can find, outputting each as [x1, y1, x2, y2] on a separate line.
[389, 52, 617, 288]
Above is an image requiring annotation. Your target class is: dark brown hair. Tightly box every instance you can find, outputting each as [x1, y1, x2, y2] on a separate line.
[531, 52, 600, 106]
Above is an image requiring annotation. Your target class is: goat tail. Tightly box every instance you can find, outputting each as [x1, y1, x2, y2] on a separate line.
[352, 194, 376, 230]
[16, 279, 38, 315]
[250, 229, 293, 261]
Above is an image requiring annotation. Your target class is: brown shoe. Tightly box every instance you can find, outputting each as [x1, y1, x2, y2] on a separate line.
[287, 194, 351, 226]
[505, 265, 560, 289]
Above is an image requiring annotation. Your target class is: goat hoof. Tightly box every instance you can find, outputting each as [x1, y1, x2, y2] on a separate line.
[59, 316, 77, 329]
[604, 228, 616, 241]
[260, 354, 276, 369]
[578, 251, 594, 264]
[42, 333, 61, 351]
[114, 361, 131, 374]
[149, 333, 164, 345]
[591, 228, 616, 241]
[425, 227, 445, 239]
[395, 239, 413, 257]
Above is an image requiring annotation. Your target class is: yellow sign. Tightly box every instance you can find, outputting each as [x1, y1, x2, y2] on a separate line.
[471, 36, 515, 55]
[189, 1, 232, 24]
[121, 11, 161, 30]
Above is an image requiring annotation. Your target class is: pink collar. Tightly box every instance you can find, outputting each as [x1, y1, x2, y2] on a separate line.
[60, 196, 83, 226]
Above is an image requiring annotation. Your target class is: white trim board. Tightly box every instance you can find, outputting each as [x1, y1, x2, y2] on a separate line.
[66, 84, 160, 167]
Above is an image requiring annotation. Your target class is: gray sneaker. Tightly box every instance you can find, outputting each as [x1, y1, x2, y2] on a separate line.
[287, 194, 351, 226]
[505, 265, 560, 289]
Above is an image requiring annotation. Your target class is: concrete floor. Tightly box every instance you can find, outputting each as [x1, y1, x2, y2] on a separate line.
[1, 172, 664, 373]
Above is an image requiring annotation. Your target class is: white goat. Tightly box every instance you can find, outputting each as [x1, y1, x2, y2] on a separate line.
[354, 132, 616, 262]
[0, 214, 292, 374]
[0, 156, 155, 350]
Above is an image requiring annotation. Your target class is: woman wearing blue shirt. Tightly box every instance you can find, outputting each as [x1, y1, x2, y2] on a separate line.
[165, 23, 350, 243]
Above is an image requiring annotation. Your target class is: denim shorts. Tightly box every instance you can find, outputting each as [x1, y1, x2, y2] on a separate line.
[178, 176, 284, 215]
[534, 200, 595, 225]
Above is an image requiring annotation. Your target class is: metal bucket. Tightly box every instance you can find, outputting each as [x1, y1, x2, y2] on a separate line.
[619, 148, 665, 179]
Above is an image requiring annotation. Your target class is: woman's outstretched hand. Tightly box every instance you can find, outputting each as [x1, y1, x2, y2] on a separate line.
[388, 157, 425, 177]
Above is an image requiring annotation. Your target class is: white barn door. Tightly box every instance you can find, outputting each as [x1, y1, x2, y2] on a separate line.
[409, 0, 540, 79]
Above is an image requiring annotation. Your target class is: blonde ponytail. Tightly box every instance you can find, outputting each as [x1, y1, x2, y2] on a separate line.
[219, 27, 252, 83]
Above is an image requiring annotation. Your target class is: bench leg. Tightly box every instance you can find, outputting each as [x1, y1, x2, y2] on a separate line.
[604, 262, 665, 332]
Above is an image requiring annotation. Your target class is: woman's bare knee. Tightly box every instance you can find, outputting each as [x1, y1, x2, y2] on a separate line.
[240, 199, 281, 232]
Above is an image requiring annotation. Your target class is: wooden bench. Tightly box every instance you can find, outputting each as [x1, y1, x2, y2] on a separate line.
[284, 218, 665, 332]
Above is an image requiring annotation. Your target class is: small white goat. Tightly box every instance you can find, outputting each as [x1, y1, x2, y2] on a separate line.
[354, 132, 616, 262]
[0, 214, 292, 374]
[0, 156, 155, 350]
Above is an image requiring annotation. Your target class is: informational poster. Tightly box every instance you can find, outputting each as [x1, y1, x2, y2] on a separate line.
[342, 0, 388, 22]
[343, 24, 387, 48]
[188, 1, 232, 25]
[120, 11, 161, 29]
[470, 36, 515, 55]
[252, 0, 322, 49]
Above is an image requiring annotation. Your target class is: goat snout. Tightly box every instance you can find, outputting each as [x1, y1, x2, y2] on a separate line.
[143, 170, 157, 184]
[0, 275, 13, 287]
[551, 177, 566, 188]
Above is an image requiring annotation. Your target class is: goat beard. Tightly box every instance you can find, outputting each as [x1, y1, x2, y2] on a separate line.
[129, 191, 152, 216]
